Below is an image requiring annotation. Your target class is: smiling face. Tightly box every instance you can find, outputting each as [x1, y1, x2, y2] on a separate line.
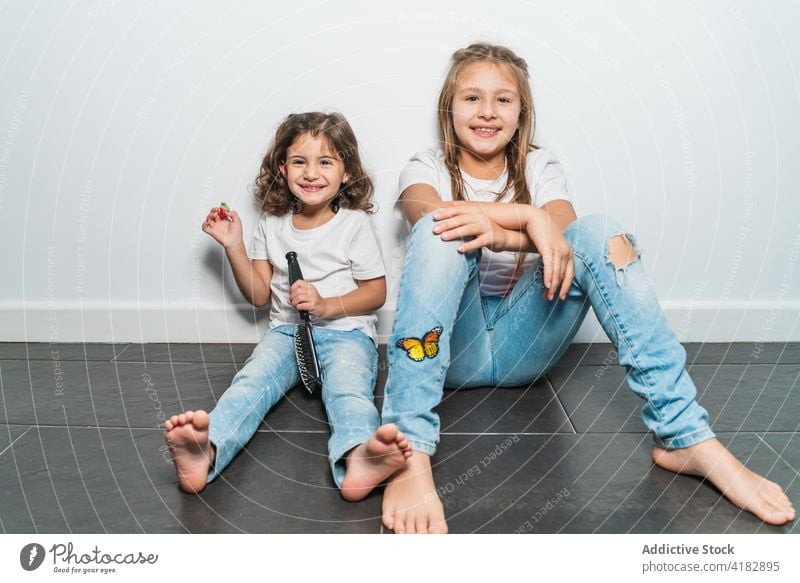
[450, 62, 522, 173]
[280, 132, 349, 216]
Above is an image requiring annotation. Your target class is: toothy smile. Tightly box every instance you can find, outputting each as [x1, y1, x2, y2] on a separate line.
[471, 126, 500, 137]
[300, 184, 325, 192]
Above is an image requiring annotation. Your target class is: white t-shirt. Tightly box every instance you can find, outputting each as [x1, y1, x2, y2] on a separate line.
[397, 147, 573, 296]
[250, 208, 386, 342]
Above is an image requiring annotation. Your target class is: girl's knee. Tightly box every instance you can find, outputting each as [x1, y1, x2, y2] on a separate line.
[408, 212, 465, 261]
[322, 372, 376, 402]
[320, 347, 377, 391]
[564, 214, 623, 238]
[606, 232, 639, 269]
[564, 214, 637, 257]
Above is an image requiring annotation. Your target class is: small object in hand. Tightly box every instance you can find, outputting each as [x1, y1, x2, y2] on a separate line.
[218, 201, 233, 222]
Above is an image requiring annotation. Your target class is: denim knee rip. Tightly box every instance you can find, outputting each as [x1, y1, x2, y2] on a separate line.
[605, 232, 643, 287]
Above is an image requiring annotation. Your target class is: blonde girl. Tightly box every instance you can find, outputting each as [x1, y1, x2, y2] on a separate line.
[371, 43, 795, 533]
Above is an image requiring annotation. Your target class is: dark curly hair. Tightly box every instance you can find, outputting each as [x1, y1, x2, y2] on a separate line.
[253, 112, 374, 216]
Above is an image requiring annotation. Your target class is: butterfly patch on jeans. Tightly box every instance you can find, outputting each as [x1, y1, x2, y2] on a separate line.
[396, 326, 443, 362]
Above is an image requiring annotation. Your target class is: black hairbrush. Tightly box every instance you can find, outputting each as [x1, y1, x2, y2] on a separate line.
[286, 251, 323, 394]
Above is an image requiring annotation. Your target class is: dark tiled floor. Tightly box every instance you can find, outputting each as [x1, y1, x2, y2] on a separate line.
[0, 342, 797, 533]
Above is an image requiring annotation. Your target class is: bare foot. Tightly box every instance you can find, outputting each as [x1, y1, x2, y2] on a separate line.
[341, 424, 412, 502]
[164, 410, 215, 494]
[652, 438, 796, 525]
[381, 452, 448, 534]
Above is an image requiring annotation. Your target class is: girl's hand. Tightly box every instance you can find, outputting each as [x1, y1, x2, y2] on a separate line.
[432, 203, 510, 253]
[449, 200, 533, 231]
[527, 207, 574, 302]
[434, 202, 574, 301]
[202, 206, 244, 249]
[290, 280, 329, 319]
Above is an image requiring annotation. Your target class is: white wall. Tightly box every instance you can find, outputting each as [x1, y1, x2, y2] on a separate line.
[1, 0, 799, 344]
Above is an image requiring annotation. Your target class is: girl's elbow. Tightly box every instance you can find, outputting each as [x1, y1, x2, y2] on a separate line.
[252, 294, 270, 308]
[376, 282, 388, 307]
[370, 288, 387, 311]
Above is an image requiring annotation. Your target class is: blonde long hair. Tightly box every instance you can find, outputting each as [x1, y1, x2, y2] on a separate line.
[437, 43, 538, 203]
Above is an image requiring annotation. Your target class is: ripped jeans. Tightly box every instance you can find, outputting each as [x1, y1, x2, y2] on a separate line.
[382, 213, 715, 456]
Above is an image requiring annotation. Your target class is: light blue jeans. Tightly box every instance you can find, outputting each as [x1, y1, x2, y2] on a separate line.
[382, 213, 715, 455]
[207, 325, 379, 488]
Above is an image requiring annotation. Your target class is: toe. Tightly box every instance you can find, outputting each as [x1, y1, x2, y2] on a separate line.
[194, 410, 210, 429]
[393, 513, 406, 534]
[194, 411, 209, 427]
[416, 514, 429, 534]
[429, 518, 448, 534]
[382, 510, 394, 530]
[405, 515, 416, 534]
[377, 424, 398, 444]
[759, 497, 792, 525]
[764, 509, 789, 526]
[177, 413, 187, 425]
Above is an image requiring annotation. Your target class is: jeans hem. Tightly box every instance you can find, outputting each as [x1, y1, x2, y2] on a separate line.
[407, 439, 437, 456]
[329, 431, 378, 485]
[654, 427, 716, 450]
[202, 439, 224, 483]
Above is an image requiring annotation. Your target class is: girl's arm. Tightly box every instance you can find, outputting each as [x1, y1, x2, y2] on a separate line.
[540, 199, 578, 232]
[500, 229, 538, 253]
[433, 201, 576, 302]
[225, 242, 272, 308]
[398, 184, 452, 226]
[437, 200, 576, 229]
[399, 184, 530, 251]
[433, 201, 577, 252]
[203, 207, 272, 307]
[431, 202, 537, 253]
[290, 276, 386, 320]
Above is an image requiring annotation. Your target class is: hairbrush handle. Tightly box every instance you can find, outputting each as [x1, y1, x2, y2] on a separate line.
[286, 252, 310, 322]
